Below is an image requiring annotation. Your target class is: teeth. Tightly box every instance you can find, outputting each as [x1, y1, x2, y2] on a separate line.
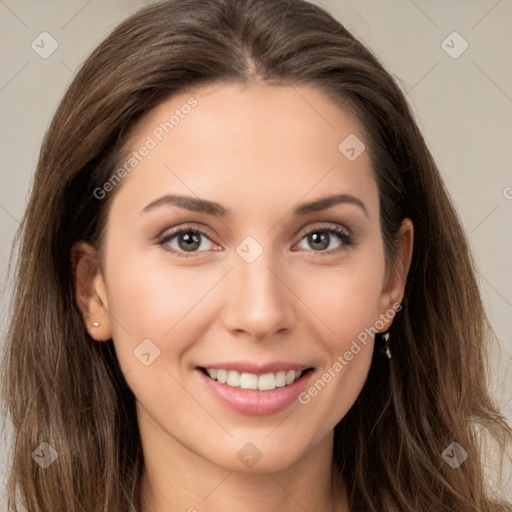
[204, 368, 305, 391]
[259, 372, 277, 391]
[227, 370, 240, 387]
[275, 371, 287, 388]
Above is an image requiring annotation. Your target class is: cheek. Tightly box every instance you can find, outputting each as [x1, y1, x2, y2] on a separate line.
[102, 246, 212, 383]
[103, 253, 207, 407]
[104, 228, 385, 369]
[293, 248, 384, 409]
[105, 238, 385, 343]
[106, 251, 206, 334]
[297, 249, 385, 343]
[295, 266, 381, 431]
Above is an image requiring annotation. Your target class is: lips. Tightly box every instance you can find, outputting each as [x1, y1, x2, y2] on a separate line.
[196, 360, 312, 375]
[195, 362, 315, 415]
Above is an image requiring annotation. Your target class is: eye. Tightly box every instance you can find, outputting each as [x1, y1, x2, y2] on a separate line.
[157, 224, 219, 258]
[157, 223, 353, 258]
[295, 224, 353, 255]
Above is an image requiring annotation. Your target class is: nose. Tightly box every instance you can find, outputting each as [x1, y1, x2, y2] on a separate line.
[221, 251, 296, 341]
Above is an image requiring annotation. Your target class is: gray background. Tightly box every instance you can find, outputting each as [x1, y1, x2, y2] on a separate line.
[1, 0, 511, 508]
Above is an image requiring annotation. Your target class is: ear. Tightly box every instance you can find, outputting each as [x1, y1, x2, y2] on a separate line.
[377, 218, 414, 331]
[71, 241, 112, 342]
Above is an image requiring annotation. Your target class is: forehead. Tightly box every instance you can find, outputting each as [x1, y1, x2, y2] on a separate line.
[111, 82, 377, 219]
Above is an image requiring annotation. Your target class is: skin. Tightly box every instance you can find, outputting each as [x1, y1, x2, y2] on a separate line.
[73, 82, 413, 512]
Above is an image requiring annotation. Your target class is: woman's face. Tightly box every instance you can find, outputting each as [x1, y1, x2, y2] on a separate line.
[77, 82, 412, 474]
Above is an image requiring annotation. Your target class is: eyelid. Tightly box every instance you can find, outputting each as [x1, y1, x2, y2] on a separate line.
[293, 223, 353, 256]
[157, 222, 215, 241]
[156, 221, 353, 257]
[296, 222, 351, 239]
[156, 222, 220, 258]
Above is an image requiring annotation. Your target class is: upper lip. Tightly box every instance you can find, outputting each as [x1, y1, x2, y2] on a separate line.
[197, 361, 314, 375]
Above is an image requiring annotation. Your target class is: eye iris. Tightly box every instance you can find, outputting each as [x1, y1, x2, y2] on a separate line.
[308, 232, 329, 250]
[178, 231, 201, 251]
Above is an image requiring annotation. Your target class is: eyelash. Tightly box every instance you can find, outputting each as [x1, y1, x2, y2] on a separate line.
[156, 223, 353, 258]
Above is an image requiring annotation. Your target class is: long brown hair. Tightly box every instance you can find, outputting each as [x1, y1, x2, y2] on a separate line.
[1, 0, 511, 510]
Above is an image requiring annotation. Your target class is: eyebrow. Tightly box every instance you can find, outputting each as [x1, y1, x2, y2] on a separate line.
[141, 193, 368, 218]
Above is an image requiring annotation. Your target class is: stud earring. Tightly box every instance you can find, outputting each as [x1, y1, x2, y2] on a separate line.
[91, 321, 101, 328]
[380, 332, 392, 359]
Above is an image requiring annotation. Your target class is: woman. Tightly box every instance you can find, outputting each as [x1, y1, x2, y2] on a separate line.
[1, 0, 511, 510]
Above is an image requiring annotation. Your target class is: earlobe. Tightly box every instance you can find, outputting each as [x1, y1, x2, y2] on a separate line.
[71, 241, 112, 342]
[378, 218, 414, 329]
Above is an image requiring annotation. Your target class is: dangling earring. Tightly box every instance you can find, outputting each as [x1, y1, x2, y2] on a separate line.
[380, 332, 392, 359]
[91, 321, 100, 328]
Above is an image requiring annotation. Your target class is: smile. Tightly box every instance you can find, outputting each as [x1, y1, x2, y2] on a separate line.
[200, 367, 306, 391]
[195, 366, 315, 416]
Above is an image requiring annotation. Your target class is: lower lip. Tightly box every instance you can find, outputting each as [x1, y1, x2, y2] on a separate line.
[196, 368, 314, 416]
